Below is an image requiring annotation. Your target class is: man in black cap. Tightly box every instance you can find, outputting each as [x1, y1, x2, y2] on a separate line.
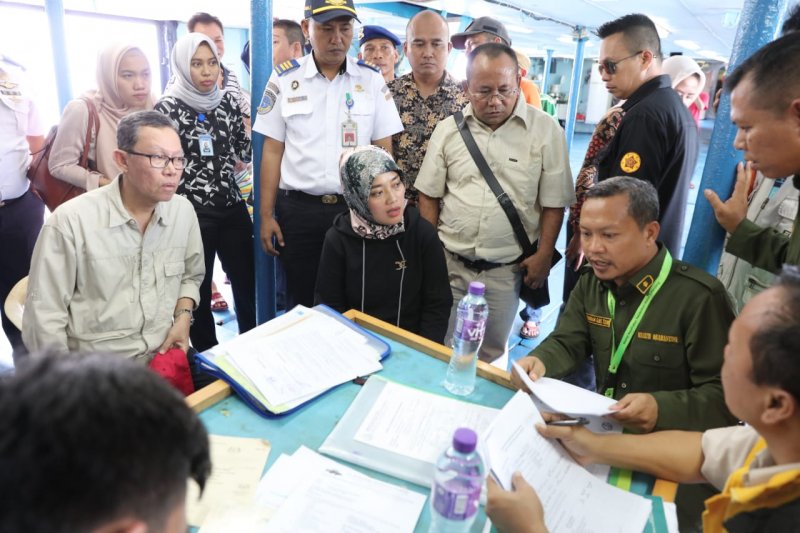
[452, 16, 512, 54]
[253, 0, 403, 309]
[358, 25, 401, 82]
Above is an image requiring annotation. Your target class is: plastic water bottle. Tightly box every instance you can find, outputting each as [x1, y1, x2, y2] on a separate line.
[429, 427, 485, 533]
[444, 282, 488, 396]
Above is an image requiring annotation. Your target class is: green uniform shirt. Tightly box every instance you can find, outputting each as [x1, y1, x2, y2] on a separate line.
[533, 246, 738, 432]
[726, 179, 800, 272]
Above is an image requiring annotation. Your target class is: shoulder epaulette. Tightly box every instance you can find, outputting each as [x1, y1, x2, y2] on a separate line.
[275, 59, 301, 76]
[357, 59, 380, 73]
[672, 260, 724, 292]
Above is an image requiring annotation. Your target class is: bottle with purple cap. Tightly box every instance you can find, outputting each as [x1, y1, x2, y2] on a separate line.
[429, 427, 485, 533]
[444, 281, 488, 396]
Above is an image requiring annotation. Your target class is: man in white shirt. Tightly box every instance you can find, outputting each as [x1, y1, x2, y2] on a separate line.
[253, 0, 403, 308]
[23, 111, 205, 362]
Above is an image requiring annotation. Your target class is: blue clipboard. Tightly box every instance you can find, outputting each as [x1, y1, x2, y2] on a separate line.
[196, 305, 391, 418]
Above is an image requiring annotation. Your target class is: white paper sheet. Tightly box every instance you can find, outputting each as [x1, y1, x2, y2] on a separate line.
[186, 435, 271, 527]
[353, 380, 499, 464]
[259, 447, 426, 533]
[484, 391, 651, 533]
[227, 310, 383, 405]
[513, 362, 617, 416]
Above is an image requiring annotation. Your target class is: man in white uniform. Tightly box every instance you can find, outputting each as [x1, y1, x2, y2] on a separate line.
[253, 0, 403, 308]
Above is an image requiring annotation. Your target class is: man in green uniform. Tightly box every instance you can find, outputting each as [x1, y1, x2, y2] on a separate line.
[515, 176, 737, 528]
[515, 176, 736, 433]
[705, 32, 800, 270]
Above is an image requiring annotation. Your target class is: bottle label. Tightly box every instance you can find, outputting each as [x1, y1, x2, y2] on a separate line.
[454, 317, 486, 342]
[432, 480, 480, 520]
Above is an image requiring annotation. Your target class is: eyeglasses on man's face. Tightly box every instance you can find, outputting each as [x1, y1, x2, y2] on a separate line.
[597, 51, 643, 75]
[126, 150, 188, 170]
[469, 87, 519, 102]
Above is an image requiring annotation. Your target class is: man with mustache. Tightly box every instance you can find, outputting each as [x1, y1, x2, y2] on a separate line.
[358, 25, 400, 83]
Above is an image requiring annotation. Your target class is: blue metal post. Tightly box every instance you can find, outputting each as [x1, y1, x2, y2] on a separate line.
[251, 0, 276, 324]
[542, 48, 554, 94]
[44, 0, 71, 111]
[683, 0, 788, 272]
[564, 28, 588, 153]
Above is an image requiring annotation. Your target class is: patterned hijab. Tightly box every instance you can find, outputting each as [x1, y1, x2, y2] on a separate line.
[339, 146, 406, 240]
[164, 33, 223, 112]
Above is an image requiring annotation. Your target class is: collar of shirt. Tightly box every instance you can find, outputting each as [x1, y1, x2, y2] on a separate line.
[623, 74, 671, 110]
[400, 71, 461, 96]
[462, 93, 531, 131]
[305, 53, 359, 79]
[602, 243, 668, 299]
[106, 175, 168, 229]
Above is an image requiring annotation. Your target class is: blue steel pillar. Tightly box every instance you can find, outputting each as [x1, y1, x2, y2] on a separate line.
[44, 0, 71, 111]
[251, 0, 276, 323]
[542, 48, 554, 94]
[564, 27, 588, 153]
[683, 0, 788, 272]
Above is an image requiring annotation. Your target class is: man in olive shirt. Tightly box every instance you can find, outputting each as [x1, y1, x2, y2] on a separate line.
[706, 32, 800, 270]
[516, 177, 736, 433]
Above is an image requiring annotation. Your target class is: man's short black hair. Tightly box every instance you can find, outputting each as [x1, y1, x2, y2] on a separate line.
[466, 42, 518, 82]
[725, 31, 800, 114]
[274, 18, 306, 48]
[781, 3, 800, 35]
[584, 176, 660, 228]
[596, 13, 662, 60]
[188, 12, 224, 34]
[750, 266, 800, 404]
[0, 354, 211, 532]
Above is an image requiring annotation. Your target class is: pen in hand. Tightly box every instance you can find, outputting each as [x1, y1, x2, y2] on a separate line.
[546, 417, 589, 427]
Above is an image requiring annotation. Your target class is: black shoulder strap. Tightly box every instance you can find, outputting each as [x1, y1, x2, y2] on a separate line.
[453, 110, 535, 257]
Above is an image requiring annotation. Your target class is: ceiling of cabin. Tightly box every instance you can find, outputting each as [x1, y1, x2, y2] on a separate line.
[7, 0, 759, 61]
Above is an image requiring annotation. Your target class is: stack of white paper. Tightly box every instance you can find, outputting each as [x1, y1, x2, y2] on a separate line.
[255, 446, 427, 533]
[484, 391, 652, 533]
[225, 308, 383, 406]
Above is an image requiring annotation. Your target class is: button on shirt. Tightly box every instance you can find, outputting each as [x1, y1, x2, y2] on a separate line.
[414, 96, 574, 263]
[252, 54, 403, 195]
[22, 177, 205, 360]
[0, 62, 44, 202]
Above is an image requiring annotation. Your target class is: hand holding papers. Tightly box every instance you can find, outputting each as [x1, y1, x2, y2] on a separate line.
[483, 391, 651, 533]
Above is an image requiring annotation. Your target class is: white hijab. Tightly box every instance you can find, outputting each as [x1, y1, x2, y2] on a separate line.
[661, 56, 706, 106]
[164, 32, 223, 112]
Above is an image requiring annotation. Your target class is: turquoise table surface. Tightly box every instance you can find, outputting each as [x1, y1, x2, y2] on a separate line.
[192, 312, 668, 532]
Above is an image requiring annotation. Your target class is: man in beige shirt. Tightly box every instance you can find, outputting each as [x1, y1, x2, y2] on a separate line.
[485, 268, 800, 533]
[23, 111, 204, 362]
[416, 43, 573, 362]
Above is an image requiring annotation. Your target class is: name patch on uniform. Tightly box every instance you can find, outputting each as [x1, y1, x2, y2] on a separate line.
[257, 88, 277, 115]
[637, 332, 679, 343]
[586, 313, 611, 328]
[287, 96, 308, 103]
[620, 152, 641, 173]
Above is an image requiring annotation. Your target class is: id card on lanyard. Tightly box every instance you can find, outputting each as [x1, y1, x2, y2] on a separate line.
[341, 92, 357, 147]
[602, 250, 673, 398]
[197, 113, 214, 157]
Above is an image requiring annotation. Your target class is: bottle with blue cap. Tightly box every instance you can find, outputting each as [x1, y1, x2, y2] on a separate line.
[429, 427, 485, 533]
[444, 281, 488, 396]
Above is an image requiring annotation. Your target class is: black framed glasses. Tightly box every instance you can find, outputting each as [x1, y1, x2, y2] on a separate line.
[597, 51, 643, 75]
[126, 150, 188, 170]
[469, 88, 519, 102]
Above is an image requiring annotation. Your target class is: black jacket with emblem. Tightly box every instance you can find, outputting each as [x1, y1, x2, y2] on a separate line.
[314, 205, 452, 344]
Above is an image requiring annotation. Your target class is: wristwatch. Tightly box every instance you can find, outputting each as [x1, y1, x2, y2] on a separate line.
[173, 308, 194, 325]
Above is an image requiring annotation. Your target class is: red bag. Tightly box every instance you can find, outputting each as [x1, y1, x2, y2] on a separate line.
[148, 347, 195, 397]
[27, 97, 99, 211]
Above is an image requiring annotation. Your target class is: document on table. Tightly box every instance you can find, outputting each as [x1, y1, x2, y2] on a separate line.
[226, 309, 383, 406]
[186, 434, 271, 527]
[484, 391, 651, 533]
[257, 446, 426, 533]
[353, 380, 499, 464]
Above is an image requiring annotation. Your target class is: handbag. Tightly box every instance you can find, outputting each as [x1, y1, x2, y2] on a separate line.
[453, 110, 562, 308]
[27, 97, 99, 211]
[148, 347, 195, 397]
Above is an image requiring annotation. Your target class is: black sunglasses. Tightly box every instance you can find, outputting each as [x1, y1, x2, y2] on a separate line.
[597, 51, 643, 75]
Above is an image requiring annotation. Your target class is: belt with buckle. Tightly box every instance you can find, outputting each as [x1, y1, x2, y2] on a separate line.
[448, 250, 519, 272]
[281, 189, 345, 205]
